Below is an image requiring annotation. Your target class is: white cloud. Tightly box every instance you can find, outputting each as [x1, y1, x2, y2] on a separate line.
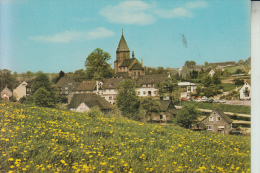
[186, 1, 208, 9]
[30, 27, 114, 43]
[100, 1, 208, 25]
[155, 7, 192, 19]
[99, 0, 156, 25]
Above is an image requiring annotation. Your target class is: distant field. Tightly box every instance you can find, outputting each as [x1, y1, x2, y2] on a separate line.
[0, 102, 250, 172]
[221, 83, 242, 92]
[177, 101, 250, 115]
[226, 65, 248, 74]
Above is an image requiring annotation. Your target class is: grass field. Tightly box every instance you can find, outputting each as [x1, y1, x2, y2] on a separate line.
[0, 102, 250, 172]
[221, 83, 242, 92]
[177, 101, 250, 115]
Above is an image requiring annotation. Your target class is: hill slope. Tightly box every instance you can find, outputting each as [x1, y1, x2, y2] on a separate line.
[0, 102, 250, 172]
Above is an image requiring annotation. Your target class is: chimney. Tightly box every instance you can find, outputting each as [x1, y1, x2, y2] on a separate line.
[132, 51, 135, 58]
[141, 58, 143, 66]
[96, 81, 99, 95]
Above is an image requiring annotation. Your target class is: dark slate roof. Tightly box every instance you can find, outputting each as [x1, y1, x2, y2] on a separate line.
[214, 109, 233, 124]
[130, 63, 144, 70]
[76, 81, 96, 91]
[68, 93, 112, 110]
[159, 100, 171, 111]
[55, 76, 74, 88]
[117, 34, 130, 52]
[115, 72, 129, 78]
[197, 122, 206, 129]
[137, 74, 168, 85]
[119, 58, 135, 67]
[102, 78, 124, 89]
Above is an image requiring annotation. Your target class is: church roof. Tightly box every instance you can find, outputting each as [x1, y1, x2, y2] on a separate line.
[102, 78, 124, 89]
[130, 63, 144, 70]
[119, 58, 136, 67]
[117, 33, 130, 52]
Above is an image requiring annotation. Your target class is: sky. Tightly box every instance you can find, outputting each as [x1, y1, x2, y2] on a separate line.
[0, 0, 251, 73]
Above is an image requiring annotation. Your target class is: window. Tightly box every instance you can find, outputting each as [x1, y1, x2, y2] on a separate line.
[142, 84, 146, 88]
[148, 84, 151, 87]
[65, 87, 68, 90]
[187, 86, 191, 92]
[154, 91, 157, 94]
[143, 91, 146, 95]
[217, 117, 221, 121]
[137, 91, 140, 95]
[207, 126, 212, 130]
[209, 117, 213, 121]
[68, 83, 72, 85]
[109, 96, 113, 100]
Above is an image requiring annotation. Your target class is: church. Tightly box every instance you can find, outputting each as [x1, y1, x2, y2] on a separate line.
[114, 31, 145, 79]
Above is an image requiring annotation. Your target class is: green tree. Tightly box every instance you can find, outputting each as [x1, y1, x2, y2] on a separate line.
[141, 97, 162, 121]
[204, 61, 209, 67]
[31, 73, 53, 94]
[212, 73, 221, 85]
[175, 104, 200, 128]
[33, 87, 56, 107]
[157, 77, 177, 100]
[116, 79, 140, 118]
[26, 71, 34, 82]
[85, 48, 113, 80]
[72, 69, 88, 82]
[0, 69, 18, 91]
[202, 75, 212, 87]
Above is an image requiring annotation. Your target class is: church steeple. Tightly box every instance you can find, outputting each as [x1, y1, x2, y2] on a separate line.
[116, 29, 130, 53]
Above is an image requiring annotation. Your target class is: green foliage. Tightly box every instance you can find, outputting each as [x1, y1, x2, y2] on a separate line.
[0, 102, 250, 172]
[116, 79, 140, 118]
[234, 78, 244, 85]
[202, 75, 212, 87]
[184, 60, 196, 67]
[157, 77, 177, 100]
[33, 87, 56, 108]
[212, 73, 221, 85]
[87, 106, 104, 117]
[196, 86, 202, 95]
[234, 68, 245, 74]
[141, 97, 162, 121]
[72, 69, 88, 82]
[31, 73, 53, 94]
[144, 66, 168, 75]
[0, 69, 18, 91]
[85, 48, 113, 80]
[175, 103, 200, 128]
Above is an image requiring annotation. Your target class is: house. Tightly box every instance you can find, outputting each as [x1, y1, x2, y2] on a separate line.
[178, 82, 197, 98]
[25, 81, 33, 96]
[101, 78, 124, 104]
[136, 74, 169, 99]
[1, 85, 12, 100]
[201, 109, 233, 134]
[209, 70, 215, 77]
[114, 31, 145, 79]
[67, 80, 103, 104]
[150, 100, 178, 123]
[13, 81, 28, 100]
[239, 81, 251, 100]
[54, 76, 76, 95]
[68, 93, 112, 114]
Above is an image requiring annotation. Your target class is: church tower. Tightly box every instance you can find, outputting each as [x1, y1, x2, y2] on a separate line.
[114, 30, 130, 74]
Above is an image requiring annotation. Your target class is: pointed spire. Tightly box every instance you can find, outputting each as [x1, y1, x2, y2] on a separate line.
[132, 51, 135, 58]
[117, 29, 130, 52]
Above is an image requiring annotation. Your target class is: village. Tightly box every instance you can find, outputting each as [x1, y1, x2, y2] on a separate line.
[0, 32, 251, 136]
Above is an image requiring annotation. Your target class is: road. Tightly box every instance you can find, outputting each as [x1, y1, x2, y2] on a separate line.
[225, 100, 251, 106]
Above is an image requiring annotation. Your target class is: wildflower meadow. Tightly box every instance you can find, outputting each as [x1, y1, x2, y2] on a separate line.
[0, 102, 250, 172]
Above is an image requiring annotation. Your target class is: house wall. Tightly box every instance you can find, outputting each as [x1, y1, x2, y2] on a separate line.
[13, 81, 27, 100]
[59, 78, 76, 95]
[240, 82, 251, 100]
[1, 88, 12, 99]
[136, 87, 158, 97]
[75, 102, 90, 113]
[102, 89, 118, 104]
[202, 111, 232, 134]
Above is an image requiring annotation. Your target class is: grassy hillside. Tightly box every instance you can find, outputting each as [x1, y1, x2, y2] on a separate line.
[0, 102, 250, 172]
[177, 101, 251, 115]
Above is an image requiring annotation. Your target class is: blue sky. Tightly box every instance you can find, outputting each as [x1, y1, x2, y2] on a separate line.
[0, 0, 250, 73]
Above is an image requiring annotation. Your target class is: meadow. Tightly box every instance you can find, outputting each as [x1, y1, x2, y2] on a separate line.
[177, 101, 251, 115]
[0, 102, 250, 172]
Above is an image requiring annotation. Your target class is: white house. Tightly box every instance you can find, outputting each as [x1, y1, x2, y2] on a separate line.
[68, 93, 112, 114]
[13, 81, 28, 100]
[239, 81, 251, 100]
[178, 82, 197, 98]
[101, 78, 124, 104]
[136, 74, 169, 99]
[209, 70, 215, 77]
